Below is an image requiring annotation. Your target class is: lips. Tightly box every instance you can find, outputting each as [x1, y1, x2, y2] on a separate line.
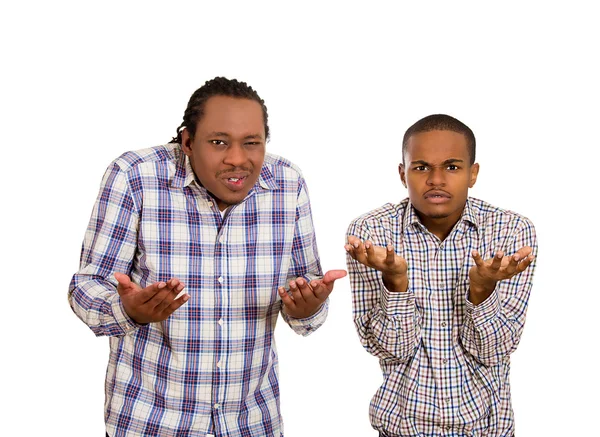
[424, 190, 451, 204]
[220, 172, 250, 191]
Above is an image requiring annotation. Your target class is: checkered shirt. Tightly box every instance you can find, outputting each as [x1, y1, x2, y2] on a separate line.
[69, 143, 326, 437]
[346, 198, 537, 437]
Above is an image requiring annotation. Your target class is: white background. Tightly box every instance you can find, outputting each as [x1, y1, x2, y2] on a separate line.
[1, 1, 598, 436]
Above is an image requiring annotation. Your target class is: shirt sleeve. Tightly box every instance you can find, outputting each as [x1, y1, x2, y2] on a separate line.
[68, 162, 143, 337]
[459, 218, 538, 366]
[346, 219, 421, 362]
[280, 177, 327, 336]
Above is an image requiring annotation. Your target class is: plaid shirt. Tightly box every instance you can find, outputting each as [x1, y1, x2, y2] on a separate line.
[346, 198, 537, 437]
[69, 143, 326, 437]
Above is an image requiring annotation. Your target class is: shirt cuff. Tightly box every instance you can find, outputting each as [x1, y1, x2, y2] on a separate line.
[284, 299, 328, 335]
[109, 294, 144, 335]
[465, 288, 501, 327]
[380, 282, 414, 317]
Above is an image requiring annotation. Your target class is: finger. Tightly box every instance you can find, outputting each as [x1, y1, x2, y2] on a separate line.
[161, 293, 190, 318]
[322, 269, 347, 285]
[278, 286, 296, 310]
[515, 255, 535, 274]
[385, 245, 395, 266]
[344, 244, 359, 261]
[138, 281, 167, 303]
[289, 280, 306, 305]
[311, 280, 333, 300]
[294, 278, 315, 305]
[347, 235, 362, 247]
[471, 250, 484, 267]
[365, 240, 376, 261]
[115, 272, 135, 296]
[506, 252, 520, 271]
[490, 251, 504, 270]
[512, 246, 533, 261]
[350, 239, 369, 265]
[151, 279, 183, 311]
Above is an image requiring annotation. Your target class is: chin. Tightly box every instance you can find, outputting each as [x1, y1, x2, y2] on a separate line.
[420, 207, 451, 220]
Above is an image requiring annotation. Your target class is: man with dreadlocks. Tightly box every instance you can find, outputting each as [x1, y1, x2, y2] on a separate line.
[69, 77, 346, 437]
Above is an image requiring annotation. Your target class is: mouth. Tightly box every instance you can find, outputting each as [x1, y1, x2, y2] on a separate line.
[222, 174, 249, 190]
[424, 190, 451, 204]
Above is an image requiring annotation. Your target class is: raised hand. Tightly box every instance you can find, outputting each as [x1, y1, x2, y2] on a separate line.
[345, 235, 408, 292]
[114, 272, 190, 324]
[278, 269, 347, 319]
[468, 246, 535, 305]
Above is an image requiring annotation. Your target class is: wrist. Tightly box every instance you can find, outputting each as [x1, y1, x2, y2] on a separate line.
[382, 274, 408, 292]
[468, 280, 496, 305]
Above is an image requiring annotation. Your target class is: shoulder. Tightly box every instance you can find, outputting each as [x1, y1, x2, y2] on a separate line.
[111, 143, 181, 174]
[469, 197, 535, 235]
[263, 152, 304, 180]
[348, 199, 409, 230]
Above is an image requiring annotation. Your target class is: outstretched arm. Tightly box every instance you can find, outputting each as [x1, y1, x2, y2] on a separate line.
[346, 221, 421, 363]
[460, 221, 538, 366]
[68, 162, 189, 337]
[280, 178, 346, 335]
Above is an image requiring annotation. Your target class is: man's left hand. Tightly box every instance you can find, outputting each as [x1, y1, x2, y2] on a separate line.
[469, 246, 535, 305]
[278, 269, 347, 319]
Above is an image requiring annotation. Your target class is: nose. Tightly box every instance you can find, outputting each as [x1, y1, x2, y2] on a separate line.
[426, 167, 446, 186]
[223, 143, 248, 167]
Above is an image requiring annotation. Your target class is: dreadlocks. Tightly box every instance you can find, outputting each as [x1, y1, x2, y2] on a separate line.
[170, 77, 270, 144]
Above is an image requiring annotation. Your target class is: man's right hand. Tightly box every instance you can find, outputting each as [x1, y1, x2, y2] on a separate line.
[345, 236, 409, 292]
[114, 272, 190, 324]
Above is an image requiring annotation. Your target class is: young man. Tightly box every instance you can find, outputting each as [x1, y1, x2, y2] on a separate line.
[345, 114, 537, 437]
[69, 77, 346, 437]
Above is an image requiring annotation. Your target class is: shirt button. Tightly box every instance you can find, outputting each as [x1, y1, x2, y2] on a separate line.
[218, 318, 223, 326]
[218, 276, 223, 284]
[219, 235, 225, 243]
[216, 360, 222, 368]
[214, 403, 220, 409]
[445, 399, 450, 404]
[441, 322, 447, 327]
[443, 358, 448, 364]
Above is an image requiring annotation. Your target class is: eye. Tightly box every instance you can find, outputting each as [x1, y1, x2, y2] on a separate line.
[414, 165, 428, 171]
[447, 164, 459, 171]
[210, 140, 227, 147]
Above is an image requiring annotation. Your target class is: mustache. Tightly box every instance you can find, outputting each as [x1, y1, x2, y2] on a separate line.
[216, 167, 252, 177]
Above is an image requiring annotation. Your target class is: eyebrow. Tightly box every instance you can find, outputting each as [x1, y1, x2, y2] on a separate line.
[207, 132, 264, 140]
[410, 159, 465, 166]
[242, 134, 264, 140]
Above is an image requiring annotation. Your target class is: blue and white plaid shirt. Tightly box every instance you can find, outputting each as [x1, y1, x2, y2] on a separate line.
[347, 198, 537, 437]
[69, 143, 326, 437]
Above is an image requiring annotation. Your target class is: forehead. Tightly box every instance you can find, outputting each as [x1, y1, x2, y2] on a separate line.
[197, 96, 264, 136]
[405, 130, 469, 162]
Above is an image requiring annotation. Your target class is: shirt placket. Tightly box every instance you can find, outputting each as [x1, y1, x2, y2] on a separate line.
[211, 207, 229, 434]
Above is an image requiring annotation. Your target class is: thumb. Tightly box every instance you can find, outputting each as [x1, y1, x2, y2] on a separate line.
[322, 269, 347, 285]
[114, 272, 135, 296]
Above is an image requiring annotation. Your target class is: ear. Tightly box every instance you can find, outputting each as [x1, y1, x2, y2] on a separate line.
[181, 128, 193, 157]
[399, 163, 407, 188]
[469, 163, 480, 188]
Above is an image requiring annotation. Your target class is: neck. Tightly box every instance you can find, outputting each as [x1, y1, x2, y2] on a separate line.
[416, 209, 464, 241]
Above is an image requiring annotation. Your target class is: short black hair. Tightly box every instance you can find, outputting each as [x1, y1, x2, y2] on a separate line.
[170, 77, 269, 144]
[402, 114, 476, 165]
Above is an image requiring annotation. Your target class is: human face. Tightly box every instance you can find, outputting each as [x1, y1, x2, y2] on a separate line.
[399, 130, 479, 230]
[181, 96, 266, 211]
